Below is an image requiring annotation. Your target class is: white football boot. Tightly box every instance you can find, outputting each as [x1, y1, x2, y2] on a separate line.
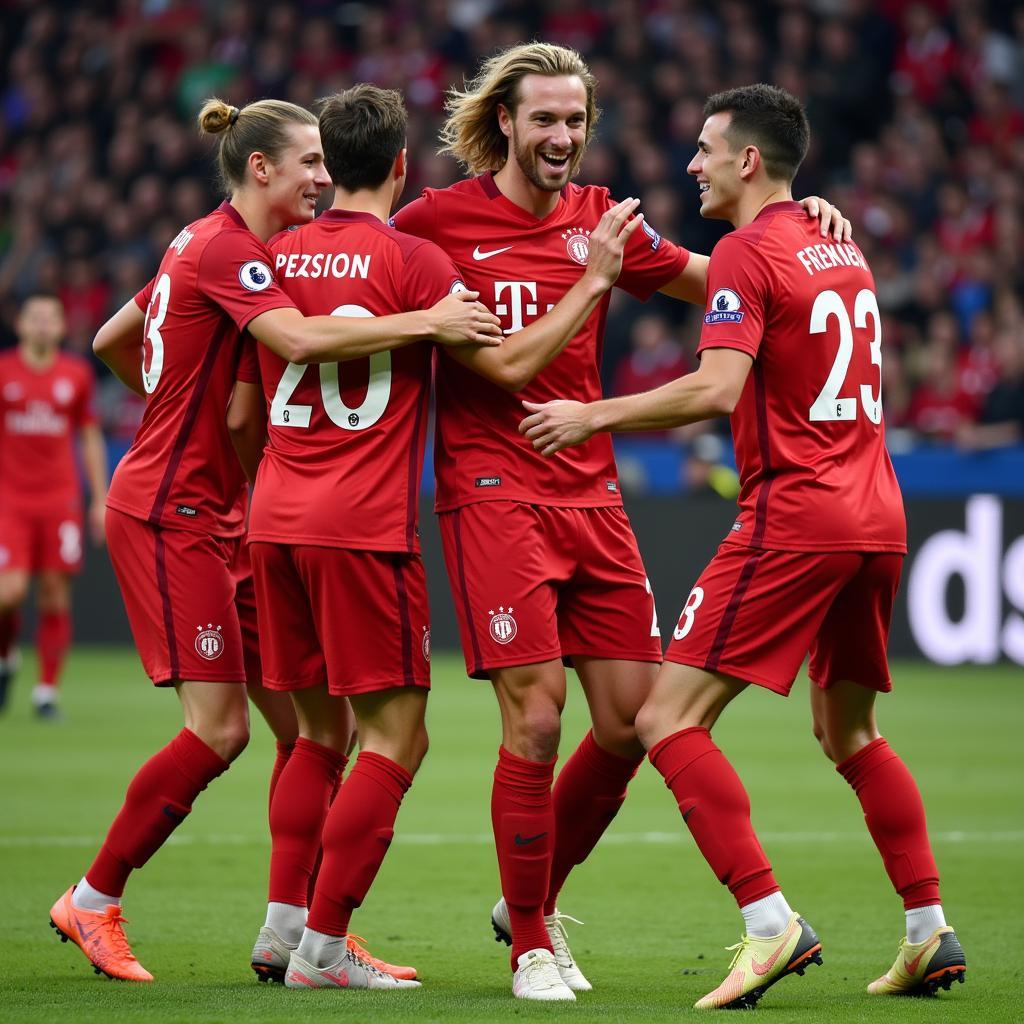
[492, 897, 592, 991]
[512, 948, 576, 1001]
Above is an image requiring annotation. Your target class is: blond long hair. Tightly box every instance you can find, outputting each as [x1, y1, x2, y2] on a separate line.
[197, 98, 317, 194]
[439, 42, 599, 175]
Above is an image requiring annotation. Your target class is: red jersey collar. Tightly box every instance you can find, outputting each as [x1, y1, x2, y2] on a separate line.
[318, 209, 386, 225]
[218, 200, 248, 229]
[477, 171, 569, 222]
[753, 200, 803, 221]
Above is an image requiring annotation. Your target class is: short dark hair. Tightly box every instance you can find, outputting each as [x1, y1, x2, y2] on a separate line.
[703, 84, 809, 183]
[316, 85, 408, 192]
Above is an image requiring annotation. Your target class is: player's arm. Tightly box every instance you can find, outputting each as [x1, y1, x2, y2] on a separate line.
[445, 198, 644, 393]
[79, 422, 109, 546]
[92, 299, 146, 396]
[519, 348, 753, 456]
[657, 197, 852, 306]
[247, 290, 501, 365]
[226, 380, 266, 485]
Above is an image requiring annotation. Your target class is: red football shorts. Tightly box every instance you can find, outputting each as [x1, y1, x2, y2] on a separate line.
[439, 502, 663, 678]
[0, 508, 84, 574]
[106, 507, 249, 686]
[250, 542, 431, 696]
[665, 543, 903, 696]
[232, 538, 263, 687]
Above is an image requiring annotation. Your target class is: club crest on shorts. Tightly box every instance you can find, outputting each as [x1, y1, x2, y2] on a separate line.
[195, 623, 224, 660]
[487, 606, 517, 645]
[422, 626, 431, 662]
[561, 227, 591, 266]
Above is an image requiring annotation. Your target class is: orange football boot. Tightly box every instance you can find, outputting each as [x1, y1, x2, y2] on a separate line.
[49, 886, 153, 982]
[347, 934, 417, 980]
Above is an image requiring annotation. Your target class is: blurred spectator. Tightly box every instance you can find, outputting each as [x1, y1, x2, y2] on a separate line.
[612, 314, 690, 405]
[956, 330, 1024, 451]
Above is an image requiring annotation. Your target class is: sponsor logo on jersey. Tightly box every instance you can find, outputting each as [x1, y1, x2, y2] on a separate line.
[561, 227, 591, 265]
[704, 288, 744, 324]
[195, 624, 224, 660]
[472, 244, 513, 261]
[238, 260, 273, 292]
[731, 520, 744, 532]
[606, 479, 618, 492]
[422, 626, 431, 662]
[642, 219, 662, 250]
[176, 505, 198, 517]
[475, 476, 502, 487]
[488, 606, 517, 645]
[52, 378, 74, 405]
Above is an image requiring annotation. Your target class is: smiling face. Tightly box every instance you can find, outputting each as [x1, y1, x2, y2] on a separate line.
[500, 74, 588, 194]
[687, 112, 745, 222]
[263, 123, 331, 229]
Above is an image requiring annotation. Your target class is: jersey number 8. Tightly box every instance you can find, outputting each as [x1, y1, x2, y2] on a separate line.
[270, 304, 392, 431]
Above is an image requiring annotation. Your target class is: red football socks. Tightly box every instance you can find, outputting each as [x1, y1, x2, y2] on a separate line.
[85, 728, 229, 897]
[837, 737, 941, 909]
[546, 730, 641, 915]
[268, 740, 294, 819]
[492, 746, 556, 965]
[37, 609, 71, 687]
[0, 609, 20, 660]
[306, 751, 412, 937]
[649, 727, 778, 907]
[307, 768, 343, 906]
[268, 737, 348, 908]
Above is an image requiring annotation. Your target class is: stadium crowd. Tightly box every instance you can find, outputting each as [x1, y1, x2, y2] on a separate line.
[0, 0, 1021, 463]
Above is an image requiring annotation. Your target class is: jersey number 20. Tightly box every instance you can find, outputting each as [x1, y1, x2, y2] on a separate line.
[808, 288, 882, 424]
[270, 304, 392, 431]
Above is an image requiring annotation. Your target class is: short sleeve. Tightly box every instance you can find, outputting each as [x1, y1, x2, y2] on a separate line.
[196, 229, 296, 332]
[696, 234, 772, 361]
[615, 204, 690, 301]
[391, 192, 437, 240]
[402, 240, 465, 310]
[134, 277, 155, 312]
[236, 334, 260, 384]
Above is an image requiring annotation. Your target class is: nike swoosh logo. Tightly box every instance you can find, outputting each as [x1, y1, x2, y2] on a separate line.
[904, 946, 931, 974]
[514, 831, 548, 846]
[751, 924, 796, 976]
[322, 969, 350, 986]
[77, 919, 101, 943]
[472, 245, 513, 261]
[163, 804, 187, 822]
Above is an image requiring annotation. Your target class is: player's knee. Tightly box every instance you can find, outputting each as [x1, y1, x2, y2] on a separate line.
[811, 719, 836, 761]
[0, 576, 29, 610]
[592, 717, 643, 758]
[508, 706, 561, 761]
[198, 716, 250, 762]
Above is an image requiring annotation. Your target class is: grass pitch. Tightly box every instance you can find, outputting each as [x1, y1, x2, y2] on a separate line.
[1, 648, 1020, 1022]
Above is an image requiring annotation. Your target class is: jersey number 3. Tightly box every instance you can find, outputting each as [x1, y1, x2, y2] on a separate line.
[808, 288, 882, 424]
[270, 304, 392, 431]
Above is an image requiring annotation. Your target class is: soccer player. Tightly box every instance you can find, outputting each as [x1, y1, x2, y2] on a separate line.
[391, 42, 851, 1001]
[0, 294, 107, 718]
[49, 96, 501, 984]
[244, 83, 640, 993]
[519, 84, 965, 1009]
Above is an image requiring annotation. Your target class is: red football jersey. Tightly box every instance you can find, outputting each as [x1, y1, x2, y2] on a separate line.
[106, 202, 295, 537]
[696, 201, 906, 553]
[247, 209, 463, 552]
[392, 173, 689, 511]
[0, 349, 97, 515]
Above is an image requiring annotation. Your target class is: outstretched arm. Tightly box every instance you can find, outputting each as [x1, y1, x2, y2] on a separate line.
[519, 348, 753, 456]
[248, 290, 502, 365]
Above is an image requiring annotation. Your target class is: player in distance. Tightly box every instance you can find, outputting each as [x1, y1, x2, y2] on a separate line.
[0, 294, 108, 718]
[49, 96, 501, 984]
[241, 83, 643, 993]
[520, 83, 965, 1009]
[391, 42, 851, 1001]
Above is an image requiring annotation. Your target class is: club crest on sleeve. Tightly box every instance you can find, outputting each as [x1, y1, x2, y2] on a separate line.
[487, 606, 518, 645]
[238, 260, 273, 292]
[195, 623, 224, 660]
[704, 288, 744, 324]
[422, 626, 431, 662]
[561, 228, 591, 266]
[642, 219, 662, 250]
